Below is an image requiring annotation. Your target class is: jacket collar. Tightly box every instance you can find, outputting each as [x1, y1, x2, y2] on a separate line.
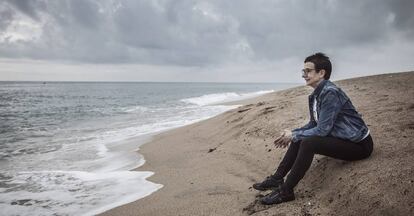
[310, 79, 328, 98]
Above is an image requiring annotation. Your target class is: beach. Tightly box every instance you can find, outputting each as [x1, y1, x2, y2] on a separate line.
[100, 72, 414, 216]
[1, 82, 292, 215]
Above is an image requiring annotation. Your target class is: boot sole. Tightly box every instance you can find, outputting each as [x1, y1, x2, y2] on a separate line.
[260, 196, 295, 205]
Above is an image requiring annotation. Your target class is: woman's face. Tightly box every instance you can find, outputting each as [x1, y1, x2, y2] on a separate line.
[302, 62, 325, 88]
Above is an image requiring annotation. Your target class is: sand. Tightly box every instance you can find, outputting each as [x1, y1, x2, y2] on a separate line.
[100, 72, 414, 216]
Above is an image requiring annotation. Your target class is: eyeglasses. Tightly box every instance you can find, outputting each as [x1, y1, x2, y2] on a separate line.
[301, 68, 316, 76]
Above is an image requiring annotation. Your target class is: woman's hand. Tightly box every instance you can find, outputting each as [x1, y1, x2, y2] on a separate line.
[273, 129, 292, 148]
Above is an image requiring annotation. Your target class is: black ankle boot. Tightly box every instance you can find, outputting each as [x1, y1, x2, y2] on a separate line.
[252, 175, 284, 191]
[260, 186, 295, 205]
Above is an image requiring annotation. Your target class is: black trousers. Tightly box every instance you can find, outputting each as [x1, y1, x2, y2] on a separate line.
[275, 135, 374, 190]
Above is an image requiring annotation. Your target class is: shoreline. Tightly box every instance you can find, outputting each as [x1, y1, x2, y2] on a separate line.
[101, 71, 414, 216]
[88, 87, 286, 214]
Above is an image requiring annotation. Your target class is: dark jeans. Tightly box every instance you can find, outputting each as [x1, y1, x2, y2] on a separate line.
[275, 135, 374, 190]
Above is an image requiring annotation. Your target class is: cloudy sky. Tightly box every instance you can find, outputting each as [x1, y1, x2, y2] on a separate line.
[0, 0, 413, 82]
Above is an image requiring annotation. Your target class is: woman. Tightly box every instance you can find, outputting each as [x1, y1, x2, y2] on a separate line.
[253, 53, 374, 205]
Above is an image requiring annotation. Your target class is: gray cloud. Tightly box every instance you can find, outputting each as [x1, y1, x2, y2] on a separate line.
[5, 0, 44, 21]
[0, 2, 17, 33]
[0, 0, 413, 68]
[225, 0, 395, 60]
[386, 0, 414, 36]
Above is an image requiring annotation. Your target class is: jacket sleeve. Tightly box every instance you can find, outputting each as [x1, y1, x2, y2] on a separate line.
[292, 89, 342, 142]
[292, 120, 316, 133]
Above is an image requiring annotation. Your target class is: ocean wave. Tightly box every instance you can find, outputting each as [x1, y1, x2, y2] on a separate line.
[180, 90, 274, 106]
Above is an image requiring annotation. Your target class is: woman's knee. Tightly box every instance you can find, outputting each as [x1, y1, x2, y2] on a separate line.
[298, 136, 323, 151]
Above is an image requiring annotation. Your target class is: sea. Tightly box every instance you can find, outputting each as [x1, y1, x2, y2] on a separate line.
[0, 81, 297, 215]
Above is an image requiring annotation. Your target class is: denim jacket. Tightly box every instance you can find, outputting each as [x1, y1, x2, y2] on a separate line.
[291, 80, 369, 143]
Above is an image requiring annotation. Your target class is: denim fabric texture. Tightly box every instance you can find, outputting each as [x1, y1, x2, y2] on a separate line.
[291, 80, 369, 142]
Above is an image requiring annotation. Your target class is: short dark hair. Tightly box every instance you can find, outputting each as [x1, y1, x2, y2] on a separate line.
[304, 52, 332, 80]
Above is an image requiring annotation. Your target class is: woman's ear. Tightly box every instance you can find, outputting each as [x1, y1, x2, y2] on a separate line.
[319, 69, 326, 79]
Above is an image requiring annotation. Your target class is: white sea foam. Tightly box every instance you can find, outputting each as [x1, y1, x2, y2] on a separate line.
[181, 90, 274, 106]
[91, 105, 240, 156]
[119, 105, 149, 113]
[0, 171, 162, 216]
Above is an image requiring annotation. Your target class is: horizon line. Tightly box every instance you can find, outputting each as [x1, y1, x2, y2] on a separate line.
[0, 80, 302, 84]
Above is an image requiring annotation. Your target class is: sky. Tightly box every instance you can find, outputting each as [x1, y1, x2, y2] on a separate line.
[0, 0, 413, 83]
